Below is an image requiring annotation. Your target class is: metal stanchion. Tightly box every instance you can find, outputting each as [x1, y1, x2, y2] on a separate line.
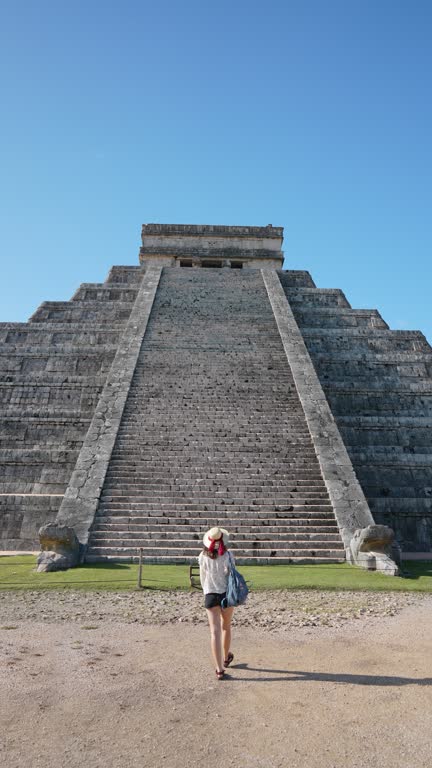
[136, 548, 143, 589]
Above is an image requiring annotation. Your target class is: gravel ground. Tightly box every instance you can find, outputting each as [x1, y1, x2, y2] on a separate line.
[0, 588, 426, 630]
[1, 589, 431, 768]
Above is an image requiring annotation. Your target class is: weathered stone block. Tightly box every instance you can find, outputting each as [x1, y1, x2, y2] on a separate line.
[37, 523, 81, 571]
[348, 524, 399, 575]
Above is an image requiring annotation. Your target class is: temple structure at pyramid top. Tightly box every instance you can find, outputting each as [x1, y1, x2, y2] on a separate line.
[1, 221, 431, 572]
[139, 223, 284, 269]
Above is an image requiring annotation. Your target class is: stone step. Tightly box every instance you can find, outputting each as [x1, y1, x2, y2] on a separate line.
[107, 459, 321, 467]
[103, 266, 144, 285]
[102, 476, 326, 486]
[119, 411, 308, 419]
[101, 482, 327, 493]
[0, 437, 84, 450]
[324, 380, 432, 394]
[32, 298, 135, 310]
[0, 414, 91, 425]
[363, 485, 432, 499]
[95, 509, 336, 521]
[102, 477, 327, 487]
[71, 285, 138, 302]
[351, 453, 432, 466]
[89, 530, 342, 543]
[348, 446, 432, 459]
[110, 438, 316, 447]
[107, 450, 323, 466]
[0, 484, 71, 496]
[114, 436, 315, 445]
[0, 447, 79, 462]
[326, 393, 432, 418]
[0, 344, 119, 356]
[105, 465, 324, 475]
[98, 489, 329, 501]
[0, 395, 100, 415]
[355, 465, 432, 490]
[100, 498, 331, 512]
[102, 471, 324, 482]
[86, 544, 345, 558]
[93, 520, 338, 532]
[305, 352, 432, 364]
[30, 298, 134, 314]
[302, 328, 426, 340]
[100, 483, 324, 505]
[277, 271, 315, 289]
[326, 377, 432, 394]
[107, 451, 320, 460]
[337, 415, 432, 427]
[98, 497, 332, 512]
[108, 460, 319, 469]
[0, 321, 118, 331]
[304, 335, 429, 355]
[116, 431, 313, 440]
[123, 383, 302, 390]
[1, 341, 119, 358]
[281, 287, 349, 308]
[117, 421, 311, 429]
[85, 553, 345, 565]
[368, 497, 432, 514]
[315, 363, 432, 381]
[292, 309, 388, 330]
[120, 400, 301, 404]
[0, 348, 116, 360]
[0, 355, 115, 377]
[0, 407, 95, 420]
[103, 476, 325, 486]
[0, 373, 107, 387]
[340, 428, 432, 449]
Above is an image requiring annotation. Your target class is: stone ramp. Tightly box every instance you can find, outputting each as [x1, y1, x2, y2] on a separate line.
[279, 272, 432, 554]
[86, 268, 345, 564]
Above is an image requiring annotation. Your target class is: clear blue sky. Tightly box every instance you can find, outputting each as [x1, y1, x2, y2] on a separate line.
[1, 1, 431, 339]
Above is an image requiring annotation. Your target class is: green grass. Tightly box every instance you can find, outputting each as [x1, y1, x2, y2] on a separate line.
[1, 555, 432, 592]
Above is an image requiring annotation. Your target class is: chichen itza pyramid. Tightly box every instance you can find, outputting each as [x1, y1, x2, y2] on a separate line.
[1, 224, 431, 570]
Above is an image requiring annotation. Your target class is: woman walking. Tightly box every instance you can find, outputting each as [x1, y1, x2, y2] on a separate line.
[198, 526, 235, 680]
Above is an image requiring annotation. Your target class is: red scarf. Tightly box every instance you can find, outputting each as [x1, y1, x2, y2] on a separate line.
[208, 536, 226, 556]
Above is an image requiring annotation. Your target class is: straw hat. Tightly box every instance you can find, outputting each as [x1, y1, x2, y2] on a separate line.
[203, 526, 230, 550]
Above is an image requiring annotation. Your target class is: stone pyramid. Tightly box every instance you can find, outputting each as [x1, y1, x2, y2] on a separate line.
[1, 224, 430, 568]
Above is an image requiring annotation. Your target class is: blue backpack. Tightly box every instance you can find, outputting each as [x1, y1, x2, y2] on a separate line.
[222, 552, 249, 608]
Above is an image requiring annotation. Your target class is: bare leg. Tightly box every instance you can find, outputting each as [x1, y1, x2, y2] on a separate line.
[206, 607, 224, 672]
[221, 606, 235, 661]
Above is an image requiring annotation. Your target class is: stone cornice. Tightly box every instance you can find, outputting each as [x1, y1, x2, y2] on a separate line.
[141, 223, 284, 240]
[139, 246, 283, 261]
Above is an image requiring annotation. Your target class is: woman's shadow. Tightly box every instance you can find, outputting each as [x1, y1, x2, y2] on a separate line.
[227, 663, 432, 686]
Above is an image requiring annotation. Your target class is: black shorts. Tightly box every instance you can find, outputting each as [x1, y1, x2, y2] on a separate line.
[205, 592, 227, 610]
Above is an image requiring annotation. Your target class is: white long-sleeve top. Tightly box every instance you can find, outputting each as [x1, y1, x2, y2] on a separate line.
[198, 550, 233, 594]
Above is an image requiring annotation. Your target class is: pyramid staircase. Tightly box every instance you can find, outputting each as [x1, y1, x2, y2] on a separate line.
[86, 268, 345, 563]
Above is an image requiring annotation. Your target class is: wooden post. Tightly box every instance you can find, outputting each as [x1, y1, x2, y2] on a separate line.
[137, 548, 143, 589]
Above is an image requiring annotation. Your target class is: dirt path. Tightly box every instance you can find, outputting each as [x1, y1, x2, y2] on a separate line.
[1, 591, 431, 768]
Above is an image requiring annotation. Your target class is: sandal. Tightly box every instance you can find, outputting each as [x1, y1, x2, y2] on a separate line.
[224, 652, 234, 668]
[215, 669, 225, 680]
